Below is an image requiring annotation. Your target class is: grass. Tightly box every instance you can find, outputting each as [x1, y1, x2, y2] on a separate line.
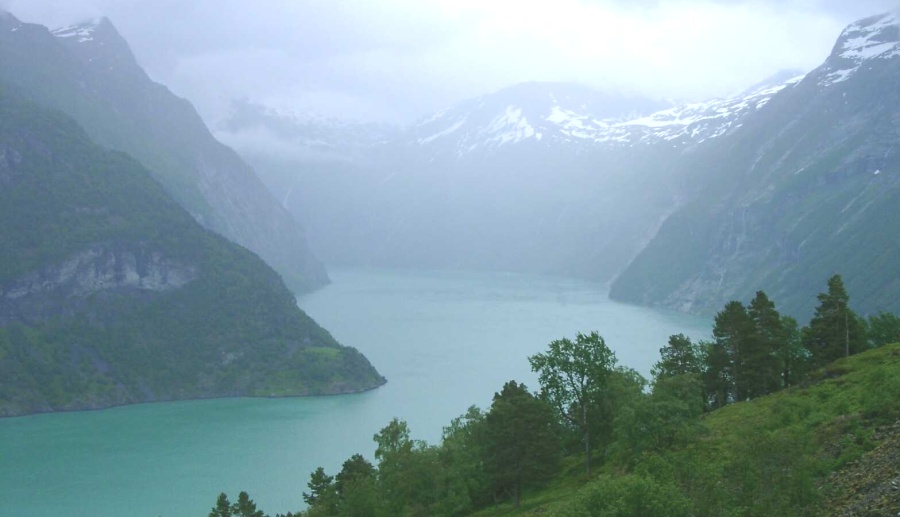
[468, 343, 900, 516]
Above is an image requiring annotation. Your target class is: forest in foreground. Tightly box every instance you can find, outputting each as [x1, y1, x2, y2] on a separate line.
[209, 275, 900, 517]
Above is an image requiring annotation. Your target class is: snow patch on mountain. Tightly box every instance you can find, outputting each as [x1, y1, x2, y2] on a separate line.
[819, 12, 900, 87]
[411, 76, 804, 158]
[485, 106, 536, 146]
[52, 19, 103, 43]
[418, 116, 466, 144]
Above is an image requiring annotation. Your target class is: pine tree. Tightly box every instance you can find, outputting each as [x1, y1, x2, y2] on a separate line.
[483, 381, 559, 508]
[712, 301, 755, 402]
[747, 291, 783, 397]
[803, 275, 866, 367]
[303, 467, 337, 512]
[209, 493, 232, 517]
[700, 340, 731, 410]
[652, 333, 700, 381]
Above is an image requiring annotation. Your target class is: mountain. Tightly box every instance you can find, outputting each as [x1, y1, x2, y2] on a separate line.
[0, 89, 384, 417]
[0, 12, 327, 291]
[406, 78, 804, 158]
[226, 76, 801, 283]
[610, 11, 900, 319]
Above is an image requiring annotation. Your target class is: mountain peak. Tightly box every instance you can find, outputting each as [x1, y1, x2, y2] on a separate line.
[51, 17, 109, 43]
[819, 11, 900, 86]
[50, 17, 140, 72]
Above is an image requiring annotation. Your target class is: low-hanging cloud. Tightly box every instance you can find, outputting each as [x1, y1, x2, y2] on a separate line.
[7, 0, 900, 123]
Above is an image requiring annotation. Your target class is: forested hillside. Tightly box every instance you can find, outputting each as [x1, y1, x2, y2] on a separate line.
[0, 90, 383, 417]
[210, 280, 900, 516]
[0, 11, 327, 291]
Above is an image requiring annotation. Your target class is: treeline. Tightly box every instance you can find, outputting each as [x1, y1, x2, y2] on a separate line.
[209, 274, 900, 517]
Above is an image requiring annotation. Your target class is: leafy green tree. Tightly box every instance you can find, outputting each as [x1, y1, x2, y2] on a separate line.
[372, 419, 441, 516]
[651, 334, 700, 381]
[613, 374, 705, 467]
[435, 406, 490, 514]
[803, 275, 866, 367]
[590, 367, 646, 462]
[483, 381, 560, 508]
[529, 331, 617, 474]
[338, 476, 380, 517]
[867, 312, 900, 348]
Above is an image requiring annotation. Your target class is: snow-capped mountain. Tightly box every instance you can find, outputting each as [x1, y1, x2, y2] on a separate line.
[818, 11, 900, 87]
[612, 11, 900, 318]
[407, 82, 666, 157]
[406, 75, 804, 160]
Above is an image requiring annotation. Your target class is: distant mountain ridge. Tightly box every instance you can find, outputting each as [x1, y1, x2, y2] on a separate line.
[222, 72, 805, 285]
[404, 76, 805, 158]
[0, 12, 328, 291]
[217, 10, 900, 320]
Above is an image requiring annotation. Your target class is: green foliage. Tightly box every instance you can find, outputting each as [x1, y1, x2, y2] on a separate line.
[303, 468, 337, 510]
[803, 275, 867, 367]
[210, 492, 266, 517]
[484, 381, 560, 507]
[556, 474, 691, 517]
[335, 455, 376, 498]
[866, 311, 900, 348]
[651, 333, 700, 380]
[0, 91, 383, 416]
[612, 374, 706, 467]
[529, 331, 617, 474]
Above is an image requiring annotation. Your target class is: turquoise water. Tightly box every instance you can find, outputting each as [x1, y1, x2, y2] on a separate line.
[0, 268, 710, 517]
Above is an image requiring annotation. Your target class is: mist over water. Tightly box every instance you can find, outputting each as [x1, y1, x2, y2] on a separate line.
[0, 268, 710, 517]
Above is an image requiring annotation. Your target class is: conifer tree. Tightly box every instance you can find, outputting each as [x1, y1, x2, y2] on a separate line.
[803, 275, 866, 367]
[483, 381, 559, 508]
[747, 291, 783, 397]
[712, 301, 755, 402]
[652, 333, 700, 381]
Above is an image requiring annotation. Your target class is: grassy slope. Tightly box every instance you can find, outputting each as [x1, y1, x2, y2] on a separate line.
[472, 343, 900, 517]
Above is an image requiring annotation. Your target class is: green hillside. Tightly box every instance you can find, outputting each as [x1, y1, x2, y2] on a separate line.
[0, 12, 327, 291]
[0, 90, 384, 417]
[488, 343, 900, 517]
[209, 335, 898, 517]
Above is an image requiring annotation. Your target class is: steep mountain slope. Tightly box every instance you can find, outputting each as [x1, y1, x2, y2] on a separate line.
[0, 90, 384, 417]
[223, 77, 800, 282]
[0, 12, 327, 291]
[611, 11, 900, 319]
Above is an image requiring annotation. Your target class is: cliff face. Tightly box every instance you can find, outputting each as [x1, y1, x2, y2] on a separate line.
[0, 244, 197, 325]
[0, 13, 327, 292]
[0, 90, 383, 417]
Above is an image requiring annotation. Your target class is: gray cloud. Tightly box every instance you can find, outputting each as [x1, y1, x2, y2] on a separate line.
[7, 0, 900, 123]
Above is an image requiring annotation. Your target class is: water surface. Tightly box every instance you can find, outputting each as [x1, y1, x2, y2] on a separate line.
[0, 268, 710, 517]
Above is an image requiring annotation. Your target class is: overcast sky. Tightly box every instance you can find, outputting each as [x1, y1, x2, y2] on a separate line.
[4, 0, 899, 123]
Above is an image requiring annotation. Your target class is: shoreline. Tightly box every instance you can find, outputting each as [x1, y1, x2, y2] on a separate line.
[0, 376, 387, 420]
